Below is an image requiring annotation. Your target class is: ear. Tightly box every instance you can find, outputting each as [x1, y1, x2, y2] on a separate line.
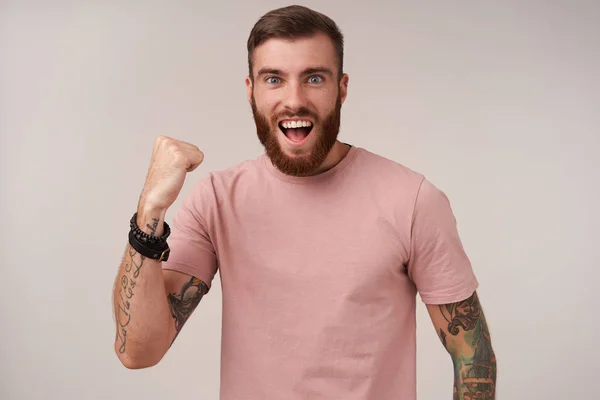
[339, 73, 349, 105]
[245, 76, 253, 103]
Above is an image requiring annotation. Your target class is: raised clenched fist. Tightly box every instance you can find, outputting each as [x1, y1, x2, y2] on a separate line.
[137, 136, 204, 214]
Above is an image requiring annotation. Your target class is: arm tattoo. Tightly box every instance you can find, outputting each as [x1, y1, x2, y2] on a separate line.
[439, 292, 497, 400]
[167, 277, 208, 344]
[115, 245, 146, 354]
[146, 218, 159, 236]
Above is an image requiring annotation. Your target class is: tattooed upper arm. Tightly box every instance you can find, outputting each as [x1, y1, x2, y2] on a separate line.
[163, 270, 209, 345]
[426, 291, 497, 399]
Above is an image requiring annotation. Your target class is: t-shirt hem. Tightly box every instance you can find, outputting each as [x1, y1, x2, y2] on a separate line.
[419, 276, 479, 305]
[161, 262, 216, 292]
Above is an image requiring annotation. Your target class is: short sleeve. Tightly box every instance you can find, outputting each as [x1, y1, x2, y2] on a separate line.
[162, 181, 219, 292]
[407, 178, 478, 304]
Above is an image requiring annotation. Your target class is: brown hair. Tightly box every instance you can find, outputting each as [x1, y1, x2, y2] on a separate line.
[247, 5, 344, 80]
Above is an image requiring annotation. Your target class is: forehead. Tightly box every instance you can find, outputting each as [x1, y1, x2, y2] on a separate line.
[252, 33, 337, 75]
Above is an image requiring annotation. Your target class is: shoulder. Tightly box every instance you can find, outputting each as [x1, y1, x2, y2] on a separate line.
[351, 148, 459, 221]
[183, 154, 266, 204]
[208, 156, 264, 185]
[353, 146, 426, 190]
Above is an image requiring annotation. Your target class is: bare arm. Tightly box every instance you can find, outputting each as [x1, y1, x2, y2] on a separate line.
[112, 136, 207, 368]
[112, 210, 208, 368]
[113, 214, 169, 368]
[426, 291, 497, 399]
[165, 271, 208, 346]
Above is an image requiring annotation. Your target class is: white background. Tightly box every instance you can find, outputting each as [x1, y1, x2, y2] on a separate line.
[1, 0, 599, 399]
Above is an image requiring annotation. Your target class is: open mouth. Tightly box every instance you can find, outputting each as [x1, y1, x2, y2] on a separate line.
[278, 120, 314, 144]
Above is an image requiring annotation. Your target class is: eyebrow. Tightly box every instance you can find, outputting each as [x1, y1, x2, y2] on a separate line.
[256, 68, 282, 77]
[256, 67, 334, 78]
[303, 67, 334, 77]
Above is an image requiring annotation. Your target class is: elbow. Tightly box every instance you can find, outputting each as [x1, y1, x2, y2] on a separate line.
[120, 357, 158, 370]
[114, 343, 165, 370]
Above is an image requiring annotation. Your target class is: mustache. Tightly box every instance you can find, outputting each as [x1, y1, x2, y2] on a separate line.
[272, 107, 318, 123]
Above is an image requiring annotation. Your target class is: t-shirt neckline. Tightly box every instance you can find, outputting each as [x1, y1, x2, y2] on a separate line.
[261, 144, 359, 184]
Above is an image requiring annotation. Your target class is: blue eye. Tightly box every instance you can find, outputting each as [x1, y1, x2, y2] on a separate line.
[266, 76, 281, 84]
[307, 75, 323, 84]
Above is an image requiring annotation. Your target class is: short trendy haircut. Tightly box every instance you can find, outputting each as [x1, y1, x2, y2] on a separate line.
[247, 5, 344, 80]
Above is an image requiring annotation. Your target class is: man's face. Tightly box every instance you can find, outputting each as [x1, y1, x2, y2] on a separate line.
[246, 33, 348, 176]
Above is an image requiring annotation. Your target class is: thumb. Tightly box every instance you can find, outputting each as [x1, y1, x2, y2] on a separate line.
[186, 150, 204, 172]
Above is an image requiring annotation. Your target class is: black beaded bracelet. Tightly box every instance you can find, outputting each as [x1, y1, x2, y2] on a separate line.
[129, 229, 170, 261]
[128, 212, 171, 261]
[130, 212, 171, 244]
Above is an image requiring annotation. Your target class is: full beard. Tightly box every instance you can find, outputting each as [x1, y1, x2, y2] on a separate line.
[251, 92, 342, 177]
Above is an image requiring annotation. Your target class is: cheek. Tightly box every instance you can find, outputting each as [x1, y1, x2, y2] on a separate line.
[310, 91, 339, 115]
[254, 88, 277, 107]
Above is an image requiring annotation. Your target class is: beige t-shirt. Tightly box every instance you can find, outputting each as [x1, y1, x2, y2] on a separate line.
[162, 145, 479, 400]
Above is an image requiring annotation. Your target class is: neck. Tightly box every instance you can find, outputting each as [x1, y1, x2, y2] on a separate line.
[312, 140, 351, 175]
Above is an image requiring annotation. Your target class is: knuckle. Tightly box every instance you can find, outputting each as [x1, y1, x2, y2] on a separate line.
[164, 140, 181, 154]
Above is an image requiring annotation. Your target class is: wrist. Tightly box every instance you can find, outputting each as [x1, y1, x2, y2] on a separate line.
[136, 205, 167, 236]
[128, 211, 171, 262]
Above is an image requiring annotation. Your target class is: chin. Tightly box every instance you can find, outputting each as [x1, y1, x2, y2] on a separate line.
[253, 104, 340, 177]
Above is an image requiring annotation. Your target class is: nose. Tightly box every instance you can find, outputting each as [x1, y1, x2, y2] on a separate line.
[282, 80, 308, 112]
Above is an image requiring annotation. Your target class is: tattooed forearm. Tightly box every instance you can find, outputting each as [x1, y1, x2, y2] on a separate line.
[115, 246, 146, 353]
[167, 277, 208, 344]
[439, 292, 497, 400]
[146, 218, 159, 236]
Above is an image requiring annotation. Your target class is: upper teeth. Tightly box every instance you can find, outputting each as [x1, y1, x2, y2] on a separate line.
[281, 120, 312, 129]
